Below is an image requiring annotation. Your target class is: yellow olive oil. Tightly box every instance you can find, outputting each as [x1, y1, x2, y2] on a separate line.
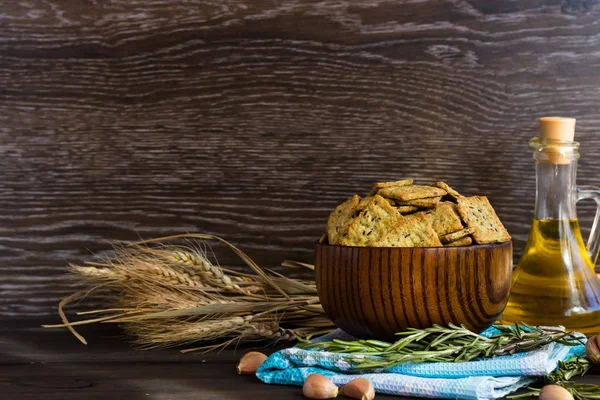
[499, 218, 600, 335]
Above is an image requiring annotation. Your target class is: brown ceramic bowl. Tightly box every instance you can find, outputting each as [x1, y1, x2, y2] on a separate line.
[315, 241, 512, 341]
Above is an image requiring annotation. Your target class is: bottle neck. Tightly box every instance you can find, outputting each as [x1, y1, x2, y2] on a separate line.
[534, 160, 578, 220]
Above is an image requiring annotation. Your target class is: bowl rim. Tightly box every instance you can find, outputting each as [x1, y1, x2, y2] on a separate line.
[316, 240, 512, 250]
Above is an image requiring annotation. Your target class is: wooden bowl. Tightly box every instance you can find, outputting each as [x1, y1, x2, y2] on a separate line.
[315, 241, 512, 341]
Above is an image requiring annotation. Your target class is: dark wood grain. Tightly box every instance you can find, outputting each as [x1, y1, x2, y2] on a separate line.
[2, 1, 600, 317]
[315, 241, 512, 340]
[3, 318, 600, 399]
[0, 319, 306, 400]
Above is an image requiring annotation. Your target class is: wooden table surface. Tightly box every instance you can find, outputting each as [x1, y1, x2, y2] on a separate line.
[2, 319, 305, 400]
[0, 319, 598, 400]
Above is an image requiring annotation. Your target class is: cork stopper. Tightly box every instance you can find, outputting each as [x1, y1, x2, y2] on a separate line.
[538, 117, 576, 164]
[539, 117, 576, 141]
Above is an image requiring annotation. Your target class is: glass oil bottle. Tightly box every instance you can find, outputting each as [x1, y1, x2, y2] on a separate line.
[499, 117, 600, 335]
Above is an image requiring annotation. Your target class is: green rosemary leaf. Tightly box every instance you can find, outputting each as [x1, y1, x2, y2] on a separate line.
[514, 324, 523, 339]
[507, 388, 541, 398]
[332, 339, 357, 345]
[428, 330, 460, 348]
[493, 325, 514, 334]
[366, 339, 392, 348]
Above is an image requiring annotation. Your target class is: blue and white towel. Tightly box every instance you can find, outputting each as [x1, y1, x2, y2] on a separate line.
[256, 327, 585, 400]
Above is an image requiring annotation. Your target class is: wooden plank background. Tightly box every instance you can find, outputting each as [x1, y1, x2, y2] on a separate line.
[2, 0, 600, 317]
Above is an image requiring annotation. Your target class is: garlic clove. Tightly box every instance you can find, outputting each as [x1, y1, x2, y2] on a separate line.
[340, 378, 375, 400]
[236, 351, 268, 375]
[539, 385, 574, 400]
[302, 374, 339, 399]
[585, 335, 600, 363]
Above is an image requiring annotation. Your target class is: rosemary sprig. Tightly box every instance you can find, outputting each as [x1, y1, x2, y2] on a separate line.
[298, 323, 583, 370]
[547, 356, 591, 384]
[509, 356, 596, 399]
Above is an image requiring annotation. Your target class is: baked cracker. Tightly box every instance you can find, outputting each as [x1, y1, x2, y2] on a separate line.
[374, 212, 442, 247]
[368, 179, 414, 196]
[445, 236, 473, 247]
[358, 196, 394, 208]
[425, 202, 464, 236]
[339, 195, 403, 247]
[396, 205, 419, 214]
[378, 185, 446, 202]
[327, 194, 361, 245]
[434, 182, 462, 200]
[457, 196, 511, 244]
[439, 228, 475, 243]
[318, 233, 328, 244]
[396, 196, 442, 208]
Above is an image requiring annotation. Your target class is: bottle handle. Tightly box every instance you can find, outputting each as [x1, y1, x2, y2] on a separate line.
[576, 185, 600, 265]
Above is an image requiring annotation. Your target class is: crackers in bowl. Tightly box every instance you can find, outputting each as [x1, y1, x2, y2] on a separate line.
[324, 180, 510, 247]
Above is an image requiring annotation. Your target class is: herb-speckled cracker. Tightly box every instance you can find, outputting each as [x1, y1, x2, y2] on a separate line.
[439, 228, 474, 243]
[445, 236, 473, 247]
[396, 205, 419, 214]
[327, 194, 361, 245]
[396, 196, 442, 208]
[375, 212, 442, 247]
[378, 185, 446, 202]
[368, 179, 414, 196]
[457, 196, 511, 244]
[339, 195, 403, 247]
[434, 182, 462, 200]
[425, 202, 464, 236]
[358, 196, 394, 208]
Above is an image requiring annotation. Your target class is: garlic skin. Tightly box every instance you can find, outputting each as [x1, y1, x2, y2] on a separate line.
[585, 335, 600, 363]
[302, 374, 339, 399]
[539, 385, 574, 400]
[340, 378, 375, 400]
[236, 351, 268, 375]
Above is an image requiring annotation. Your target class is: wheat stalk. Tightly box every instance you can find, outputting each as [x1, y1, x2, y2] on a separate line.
[74, 262, 207, 289]
[129, 315, 255, 348]
[43, 234, 334, 352]
[133, 245, 240, 288]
